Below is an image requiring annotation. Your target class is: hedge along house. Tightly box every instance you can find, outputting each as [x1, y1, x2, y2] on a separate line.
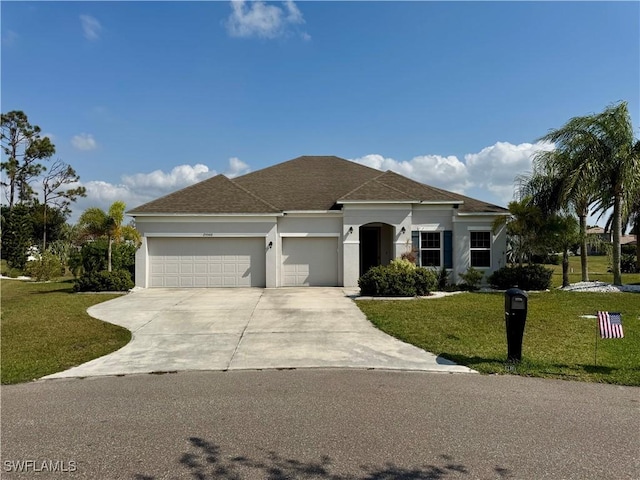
[128, 156, 509, 288]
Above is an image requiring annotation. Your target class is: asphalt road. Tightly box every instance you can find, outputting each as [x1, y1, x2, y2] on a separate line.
[2, 370, 638, 479]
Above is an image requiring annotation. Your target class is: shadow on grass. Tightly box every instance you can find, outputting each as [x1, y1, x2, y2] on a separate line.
[135, 437, 514, 479]
[437, 353, 504, 371]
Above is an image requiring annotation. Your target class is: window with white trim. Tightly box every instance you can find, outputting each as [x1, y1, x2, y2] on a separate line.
[470, 231, 491, 268]
[420, 232, 441, 267]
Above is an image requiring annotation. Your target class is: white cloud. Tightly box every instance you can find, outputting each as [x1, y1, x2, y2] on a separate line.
[226, 0, 309, 40]
[71, 133, 97, 151]
[68, 162, 249, 223]
[353, 153, 470, 194]
[80, 14, 102, 41]
[351, 141, 555, 207]
[464, 141, 553, 203]
[2, 30, 18, 46]
[121, 164, 214, 194]
[225, 157, 251, 178]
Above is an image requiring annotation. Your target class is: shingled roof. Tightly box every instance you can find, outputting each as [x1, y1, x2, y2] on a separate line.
[129, 155, 506, 214]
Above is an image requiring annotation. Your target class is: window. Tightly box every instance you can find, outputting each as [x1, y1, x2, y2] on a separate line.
[470, 231, 491, 268]
[420, 232, 441, 267]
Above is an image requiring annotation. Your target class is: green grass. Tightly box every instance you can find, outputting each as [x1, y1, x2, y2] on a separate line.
[358, 289, 640, 385]
[1, 279, 131, 384]
[548, 254, 640, 288]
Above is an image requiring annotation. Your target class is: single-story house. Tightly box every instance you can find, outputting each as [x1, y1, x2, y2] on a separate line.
[128, 156, 509, 288]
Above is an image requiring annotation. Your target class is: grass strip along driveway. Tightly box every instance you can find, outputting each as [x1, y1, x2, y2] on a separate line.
[358, 289, 640, 386]
[1, 279, 130, 384]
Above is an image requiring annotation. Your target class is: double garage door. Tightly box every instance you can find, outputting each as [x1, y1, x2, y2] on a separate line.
[149, 237, 266, 288]
[148, 236, 338, 288]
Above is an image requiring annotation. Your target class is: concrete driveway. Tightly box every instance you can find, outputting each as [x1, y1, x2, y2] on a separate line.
[44, 288, 474, 379]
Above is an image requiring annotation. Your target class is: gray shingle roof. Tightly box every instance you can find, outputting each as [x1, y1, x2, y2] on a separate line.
[128, 155, 507, 215]
[128, 174, 280, 214]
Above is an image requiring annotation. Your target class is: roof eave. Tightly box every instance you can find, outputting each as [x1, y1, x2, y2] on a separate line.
[127, 212, 284, 217]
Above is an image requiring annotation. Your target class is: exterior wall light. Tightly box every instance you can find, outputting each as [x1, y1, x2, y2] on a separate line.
[400, 226, 406, 234]
[268, 241, 273, 249]
[348, 227, 353, 234]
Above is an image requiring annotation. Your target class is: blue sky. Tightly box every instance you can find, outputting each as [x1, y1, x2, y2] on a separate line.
[2, 1, 639, 223]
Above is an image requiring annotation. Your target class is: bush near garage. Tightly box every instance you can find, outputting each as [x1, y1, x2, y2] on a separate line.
[74, 269, 134, 292]
[359, 259, 437, 297]
[488, 264, 553, 291]
[75, 239, 136, 280]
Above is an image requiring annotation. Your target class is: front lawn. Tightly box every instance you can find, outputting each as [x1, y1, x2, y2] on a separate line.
[1, 279, 131, 384]
[547, 254, 640, 288]
[358, 290, 640, 385]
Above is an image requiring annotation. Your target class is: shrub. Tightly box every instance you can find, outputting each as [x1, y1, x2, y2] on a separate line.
[458, 266, 484, 291]
[358, 261, 436, 297]
[488, 264, 553, 291]
[79, 239, 136, 280]
[74, 269, 134, 292]
[25, 251, 63, 281]
[436, 266, 450, 291]
[414, 267, 437, 296]
[621, 253, 638, 273]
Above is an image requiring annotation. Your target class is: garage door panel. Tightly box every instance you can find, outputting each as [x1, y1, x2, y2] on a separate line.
[282, 238, 338, 287]
[149, 238, 265, 288]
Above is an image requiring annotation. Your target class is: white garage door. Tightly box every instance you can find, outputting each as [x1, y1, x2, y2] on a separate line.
[148, 237, 266, 287]
[282, 237, 338, 287]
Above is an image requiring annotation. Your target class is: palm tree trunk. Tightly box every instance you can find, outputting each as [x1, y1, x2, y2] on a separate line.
[562, 249, 570, 288]
[635, 218, 640, 271]
[578, 213, 588, 281]
[612, 194, 622, 285]
[108, 236, 113, 272]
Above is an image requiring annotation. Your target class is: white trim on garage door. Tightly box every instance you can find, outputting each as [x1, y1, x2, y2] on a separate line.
[148, 237, 266, 287]
[282, 237, 339, 287]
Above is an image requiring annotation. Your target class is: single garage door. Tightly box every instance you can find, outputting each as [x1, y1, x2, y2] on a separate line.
[148, 237, 266, 287]
[282, 237, 338, 287]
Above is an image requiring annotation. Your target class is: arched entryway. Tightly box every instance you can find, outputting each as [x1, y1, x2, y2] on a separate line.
[359, 223, 394, 275]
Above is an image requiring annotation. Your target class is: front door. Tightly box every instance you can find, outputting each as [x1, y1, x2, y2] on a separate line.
[360, 227, 380, 275]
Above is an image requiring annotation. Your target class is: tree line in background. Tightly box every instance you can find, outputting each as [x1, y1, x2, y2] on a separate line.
[496, 101, 640, 287]
[1, 111, 140, 290]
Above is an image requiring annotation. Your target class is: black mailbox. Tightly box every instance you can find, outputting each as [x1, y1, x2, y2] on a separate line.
[504, 288, 528, 362]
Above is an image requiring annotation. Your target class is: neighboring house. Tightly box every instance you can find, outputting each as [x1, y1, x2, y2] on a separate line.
[128, 156, 509, 288]
[586, 226, 637, 255]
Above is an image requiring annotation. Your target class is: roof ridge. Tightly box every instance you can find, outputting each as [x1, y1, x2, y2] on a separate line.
[380, 170, 462, 201]
[373, 172, 420, 198]
[338, 171, 392, 199]
[225, 175, 281, 212]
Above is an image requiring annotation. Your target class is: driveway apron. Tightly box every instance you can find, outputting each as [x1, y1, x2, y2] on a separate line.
[44, 288, 473, 379]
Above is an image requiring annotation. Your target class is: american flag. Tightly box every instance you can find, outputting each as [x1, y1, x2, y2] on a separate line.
[598, 311, 624, 339]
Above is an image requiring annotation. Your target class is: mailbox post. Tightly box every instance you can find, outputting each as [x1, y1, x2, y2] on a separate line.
[504, 288, 528, 362]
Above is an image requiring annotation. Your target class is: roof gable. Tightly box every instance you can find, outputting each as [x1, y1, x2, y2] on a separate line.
[128, 174, 280, 214]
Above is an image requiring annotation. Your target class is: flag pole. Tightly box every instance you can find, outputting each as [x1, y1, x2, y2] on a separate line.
[594, 313, 599, 367]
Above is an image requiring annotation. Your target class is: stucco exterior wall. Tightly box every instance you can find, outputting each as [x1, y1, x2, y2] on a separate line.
[452, 215, 506, 285]
[342, 204, 412, 287]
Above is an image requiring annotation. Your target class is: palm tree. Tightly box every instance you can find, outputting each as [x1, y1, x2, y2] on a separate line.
[492, 198, 544, 267]
[544, 214, 580, 288]
[537, 102, 640, 285]
[77, 201, 140, 272]
[521, 150, 597, 281]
